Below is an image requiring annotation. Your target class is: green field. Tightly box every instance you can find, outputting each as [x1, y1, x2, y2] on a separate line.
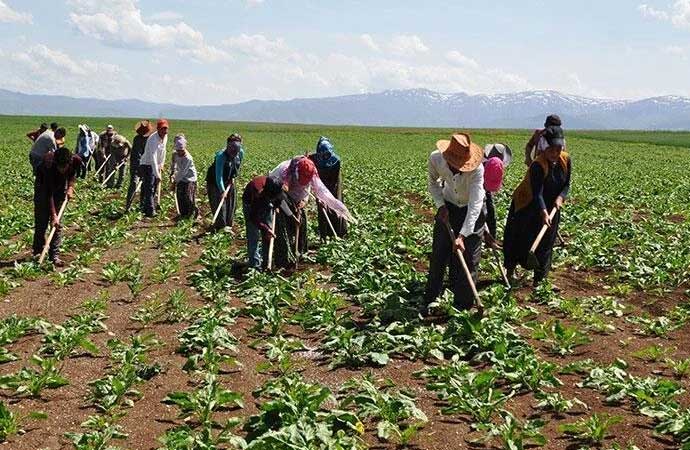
[1, 115, 689, 450]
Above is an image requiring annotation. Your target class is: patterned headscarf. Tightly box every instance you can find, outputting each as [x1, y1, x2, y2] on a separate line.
[174, 134, 187, 151]
[315, 136, 340, 169]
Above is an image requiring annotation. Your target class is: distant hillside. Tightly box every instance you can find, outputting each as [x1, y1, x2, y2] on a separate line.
[1, 88, 689, 130]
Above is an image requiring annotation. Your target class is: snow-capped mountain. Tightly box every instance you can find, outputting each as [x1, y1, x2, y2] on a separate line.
[1, 88, 689, 130]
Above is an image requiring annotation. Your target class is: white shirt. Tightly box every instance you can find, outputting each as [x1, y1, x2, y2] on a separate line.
[140, 132, 168, 179]
[170, 151, 198, 183]
[427, 149, 485, 237]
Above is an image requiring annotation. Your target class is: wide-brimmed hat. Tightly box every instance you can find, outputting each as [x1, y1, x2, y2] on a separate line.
[436, 133, 483, 172]
[483, 143, 513, 166]
[134, 120, 153, 135]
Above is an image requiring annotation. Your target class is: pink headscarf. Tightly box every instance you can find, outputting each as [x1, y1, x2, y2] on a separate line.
[483, 157, 504, 193]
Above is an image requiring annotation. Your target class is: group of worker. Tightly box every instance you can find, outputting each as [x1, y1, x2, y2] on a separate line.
[26, 115, 570, 315]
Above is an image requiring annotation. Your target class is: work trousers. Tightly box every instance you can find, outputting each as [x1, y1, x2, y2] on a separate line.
[207, 181, 236, 229]
[139, 164, 158, 217]
[32, 181, 63, 260]
[176, 181, 198, 219]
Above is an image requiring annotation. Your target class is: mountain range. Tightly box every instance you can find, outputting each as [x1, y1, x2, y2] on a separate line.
[1, 88, 689, 130]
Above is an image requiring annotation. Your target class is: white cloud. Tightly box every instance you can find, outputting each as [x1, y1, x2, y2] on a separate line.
[179, 44, 233, 63]
[663, 44, 688, 58]
[639, 1, 690, 28]
[245, 0, 265, 6]
[359, 34, 380, 52]
[222, 33, 291, 60]
[445, 50, 479, 69]
[388, 34, 429, 56]
[0, 0, 32, 24]
[148, 11, 183, 22]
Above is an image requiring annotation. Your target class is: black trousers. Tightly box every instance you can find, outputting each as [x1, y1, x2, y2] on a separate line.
[139, 164, 158, 217]
[273, 200, 308, 269]
[76, 155, 91, 179]
[176, 181, 198, 219]
[207, 181, 236, 229]
[32, 181, 63, 260]
[424, 202, 483, 310]
[125, 163, 142, 212]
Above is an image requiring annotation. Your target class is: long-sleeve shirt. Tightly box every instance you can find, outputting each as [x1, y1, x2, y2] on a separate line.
[242, 176, 275, 233]
[36, 155, 80, 216]
[27, 128, 45, 142]
[530, 158, 572, 211]
[140, 132, 168, 179]
[170, 151, 198, 183]
[270, 159, 311, 204]
[209, 148, 244, 192]
[427, 149, 485, 237]
[130, 134, 147, 169]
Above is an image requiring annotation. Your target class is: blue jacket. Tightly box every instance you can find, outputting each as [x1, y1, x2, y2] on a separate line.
[214, 147, 244, 192]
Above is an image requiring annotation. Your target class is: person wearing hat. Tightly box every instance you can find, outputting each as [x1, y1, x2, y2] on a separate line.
[504, 125, 571, 287]
[206, 133, 244, 230]
[482, 143, 513, 249]
[524, 114, 562, 166]
[242, 175, 293, 270]
[126, 120, 152, 212]
[26, 123, 48, 143]
[109, 134, 132, 188]
[308, 136, 347, 239]
[33, 145, 81, 267]
[94, 125, 114, 183]
[169, 134, 199, 220]
[139, 119, 169, 217]
[75, 125, 99, 179]
[422, 133, 486, 315]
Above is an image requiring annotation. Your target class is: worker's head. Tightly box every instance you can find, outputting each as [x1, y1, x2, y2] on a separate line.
[225, 137, 242, 157]
[295, 157, 316, 186]
[50, 122, 59, 132]
[55, 147, 72, 175]
[157, 119, 169, 138]
[54, 127, 67, 140]
[543, 126, 565, 163]
[174, 134, 187, 156]
[39, 123, 48, 132]
[264, 175, 285, 200]
[106, 124, 115, 136]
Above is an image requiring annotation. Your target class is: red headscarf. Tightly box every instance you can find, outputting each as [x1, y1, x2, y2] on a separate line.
[296, 157, 316, 186]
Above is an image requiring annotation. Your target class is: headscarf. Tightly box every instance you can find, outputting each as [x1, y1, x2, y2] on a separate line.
[157, 119, 169, 130]
[483, 157, 504, 193]
[174, 134, 187, 151]
[295, 157, 316, 186]
[315, 136, 340, 169]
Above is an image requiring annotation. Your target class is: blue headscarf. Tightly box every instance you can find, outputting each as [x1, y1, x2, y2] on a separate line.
[315, 136, 340, 169]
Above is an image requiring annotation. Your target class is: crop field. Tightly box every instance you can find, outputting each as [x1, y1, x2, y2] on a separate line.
[0, 115, 689, 450]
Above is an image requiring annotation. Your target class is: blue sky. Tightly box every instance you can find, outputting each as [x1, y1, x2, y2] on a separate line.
[0, 0, 689, 104]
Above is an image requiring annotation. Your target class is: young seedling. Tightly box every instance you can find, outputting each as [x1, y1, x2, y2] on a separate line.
[559, 413, 622, 445]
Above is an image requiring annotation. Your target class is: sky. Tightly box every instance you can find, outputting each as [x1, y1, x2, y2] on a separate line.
[0, 0, 689, 105]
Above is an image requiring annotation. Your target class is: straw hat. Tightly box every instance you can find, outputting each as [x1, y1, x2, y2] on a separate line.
[134, 120, 153, 136]
[436, 133, 483, 172]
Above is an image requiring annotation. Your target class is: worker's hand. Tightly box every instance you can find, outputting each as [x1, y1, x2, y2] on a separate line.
[436, 205, 449, 223]
[484, 233, 502, 250]
[265, 229, 276, 240]
[51, 214, 61, 229]
[66, 186, 75, 200]
[555, 196, 564, 209]
[454, 235, 465, 253]
[297, 199, 307, 209]
[541, 209, 552, 227]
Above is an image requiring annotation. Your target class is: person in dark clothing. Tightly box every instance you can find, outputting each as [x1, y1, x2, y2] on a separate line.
[206, 133, 244, 230]
[242, 175, 292, 270]
[33, 145, 80, 267]
[26, 123, 48, 143]
[524, 114, 562, 166]
[504, 125, 571, 287]
[126, 120, 151, 212]
[308, 136, 347, 239]
[169, 134, 199, 220]
[481, 143, 512, 248]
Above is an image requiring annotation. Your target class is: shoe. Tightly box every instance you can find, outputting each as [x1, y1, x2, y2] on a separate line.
[51, 257, 65, 267]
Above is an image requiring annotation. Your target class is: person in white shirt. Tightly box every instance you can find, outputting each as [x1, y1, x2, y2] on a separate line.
[169, 134, 198, 219]
[139, 119, 169, 217]
[422, 133, 486, 315]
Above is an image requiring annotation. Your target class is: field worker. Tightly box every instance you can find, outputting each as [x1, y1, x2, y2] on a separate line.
[109, 134, 131, 188]
[308, 136, 347, 239]
[482, 143, 513, 248]
[524, 114, 561, 166]
[30, 127, 65, 174]
[270, 155, 353, 269]
[26, 123, 48, 143]
[94, 125, 112, 182]
[75, 125, 99, 179]
[421, 133, 485, 315]
[33, 144, 81, 267]
[169, 134, 199, 220]
[242, 175, 293, 270]
[503, 125, 571, 287]
[126, 120, 152, 212]
[206, 133, 244, 230]
[139, 119, 169, 218]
